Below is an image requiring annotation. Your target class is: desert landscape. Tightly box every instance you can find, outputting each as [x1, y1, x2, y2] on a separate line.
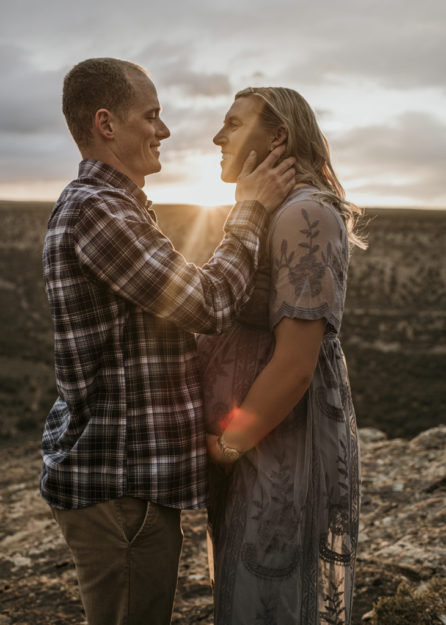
[0, 200, 445, 624]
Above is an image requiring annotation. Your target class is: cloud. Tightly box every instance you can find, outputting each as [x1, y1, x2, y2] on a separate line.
[257, 1, 446, 91]
[0, 44, 76, 184]
[0, 0, 445, 206]
[0, 44, 67, 135]
[0, 39, 230, 190]
[161, 105, 225, 154]
[135, 41, 233, 98]
[161, 66, 232, 97]
[331, 111, 446, 202]
[299, 25, 446, 90]
[0, 133, 78, 183]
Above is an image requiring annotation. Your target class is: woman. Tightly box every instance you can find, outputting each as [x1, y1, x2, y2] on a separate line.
[197, 87, 366, 625]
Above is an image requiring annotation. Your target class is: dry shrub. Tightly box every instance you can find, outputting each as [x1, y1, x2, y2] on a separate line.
[371, 578, 446, 625]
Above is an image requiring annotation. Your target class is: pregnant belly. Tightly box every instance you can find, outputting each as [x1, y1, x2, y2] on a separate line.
[196, 321, 274, 434]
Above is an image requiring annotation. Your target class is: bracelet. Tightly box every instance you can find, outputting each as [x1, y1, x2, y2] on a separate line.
[217, 435, 243, 462]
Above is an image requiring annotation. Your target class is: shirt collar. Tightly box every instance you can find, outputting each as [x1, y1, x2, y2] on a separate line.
[77, 159, 153, 212]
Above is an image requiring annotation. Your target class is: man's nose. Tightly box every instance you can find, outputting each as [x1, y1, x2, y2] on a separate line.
[158, 119, 170, 139]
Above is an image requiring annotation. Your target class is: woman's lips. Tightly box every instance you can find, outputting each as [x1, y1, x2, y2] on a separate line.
[221, 152, 232, 165]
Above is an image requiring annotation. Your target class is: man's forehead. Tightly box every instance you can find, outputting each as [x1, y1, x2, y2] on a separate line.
[130, 74, 160, 107]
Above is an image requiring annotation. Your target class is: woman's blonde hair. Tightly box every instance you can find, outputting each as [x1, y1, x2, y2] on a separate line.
[236, 87, 367, 249]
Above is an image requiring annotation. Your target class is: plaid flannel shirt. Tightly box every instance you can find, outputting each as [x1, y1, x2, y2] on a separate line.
[40, 159, 268, 510]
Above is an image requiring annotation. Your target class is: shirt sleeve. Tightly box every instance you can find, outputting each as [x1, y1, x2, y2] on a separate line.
[74, 193, 268, 335]
[269, 198, 348, 334]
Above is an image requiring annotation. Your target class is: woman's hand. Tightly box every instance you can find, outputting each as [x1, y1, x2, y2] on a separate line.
[206, 433, 243, 466]
[206, 433, 222, 463]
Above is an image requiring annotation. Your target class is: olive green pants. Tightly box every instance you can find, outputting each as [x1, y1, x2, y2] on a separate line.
[52, 497, 183, 625]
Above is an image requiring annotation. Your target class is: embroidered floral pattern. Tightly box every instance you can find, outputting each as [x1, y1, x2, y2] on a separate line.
[273, 207, 327, 299]
[320, 582, 346, 624]
[241, 449, 302, 579]
[255, 591, 281, 625]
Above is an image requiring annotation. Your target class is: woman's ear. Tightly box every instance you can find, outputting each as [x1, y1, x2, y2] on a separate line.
[270, 125, 288, 150]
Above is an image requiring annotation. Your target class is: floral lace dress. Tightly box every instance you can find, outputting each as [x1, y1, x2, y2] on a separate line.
[197, 186, 360, 625]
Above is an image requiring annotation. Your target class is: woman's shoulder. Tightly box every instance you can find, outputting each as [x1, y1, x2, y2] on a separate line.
[270, 186, 344, 236]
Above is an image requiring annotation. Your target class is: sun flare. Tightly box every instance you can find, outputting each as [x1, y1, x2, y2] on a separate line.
[146, 154, 235, 209]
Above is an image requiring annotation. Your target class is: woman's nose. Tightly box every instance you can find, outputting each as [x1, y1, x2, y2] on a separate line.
[213, 128, 225, 146]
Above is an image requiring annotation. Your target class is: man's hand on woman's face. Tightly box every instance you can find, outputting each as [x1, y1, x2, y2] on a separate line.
[235, 145, 296, 213]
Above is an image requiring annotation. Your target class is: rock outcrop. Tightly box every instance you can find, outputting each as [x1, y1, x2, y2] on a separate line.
[354, 426, 446, 622]
[1, 425, 444, 624]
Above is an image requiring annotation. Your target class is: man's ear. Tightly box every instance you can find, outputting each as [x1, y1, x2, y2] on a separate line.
[94, 109, 116, 140]
[271, 125, 288, 150]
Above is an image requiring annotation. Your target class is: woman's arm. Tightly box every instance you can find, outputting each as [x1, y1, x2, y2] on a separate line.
[207, 316, 326, 463]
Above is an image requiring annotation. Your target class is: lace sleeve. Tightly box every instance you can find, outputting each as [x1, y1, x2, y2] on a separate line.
[269, 198, 349, 334]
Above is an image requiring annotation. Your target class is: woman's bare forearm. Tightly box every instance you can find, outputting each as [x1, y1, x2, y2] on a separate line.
[222, 356, 312, 451]
[215, 317, 326, 457]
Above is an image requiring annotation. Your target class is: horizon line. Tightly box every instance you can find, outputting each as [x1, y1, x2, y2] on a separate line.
[0, 198, 446, 213]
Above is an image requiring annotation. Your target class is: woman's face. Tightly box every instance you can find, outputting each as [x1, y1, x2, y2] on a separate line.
[213, 96, 274, 183]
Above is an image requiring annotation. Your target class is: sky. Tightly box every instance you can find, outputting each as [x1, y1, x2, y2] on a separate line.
[1, 0, 445, 208]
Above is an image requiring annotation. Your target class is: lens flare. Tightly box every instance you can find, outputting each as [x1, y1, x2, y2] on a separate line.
[218, 405, 257, 432]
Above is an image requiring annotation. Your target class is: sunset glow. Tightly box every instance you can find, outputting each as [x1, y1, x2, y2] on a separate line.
[146, 154, 235, 208]
[1, 1, 445, 209]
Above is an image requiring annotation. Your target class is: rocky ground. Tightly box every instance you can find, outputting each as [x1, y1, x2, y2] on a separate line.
[1, 426, 445, 625]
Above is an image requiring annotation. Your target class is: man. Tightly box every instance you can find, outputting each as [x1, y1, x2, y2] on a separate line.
[41, 57, 295, 625]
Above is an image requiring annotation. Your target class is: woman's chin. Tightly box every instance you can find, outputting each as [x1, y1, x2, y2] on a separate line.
[220, 167, 238, 184]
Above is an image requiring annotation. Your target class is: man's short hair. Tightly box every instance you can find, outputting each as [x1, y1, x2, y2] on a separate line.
[62, 57, 147, 148]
